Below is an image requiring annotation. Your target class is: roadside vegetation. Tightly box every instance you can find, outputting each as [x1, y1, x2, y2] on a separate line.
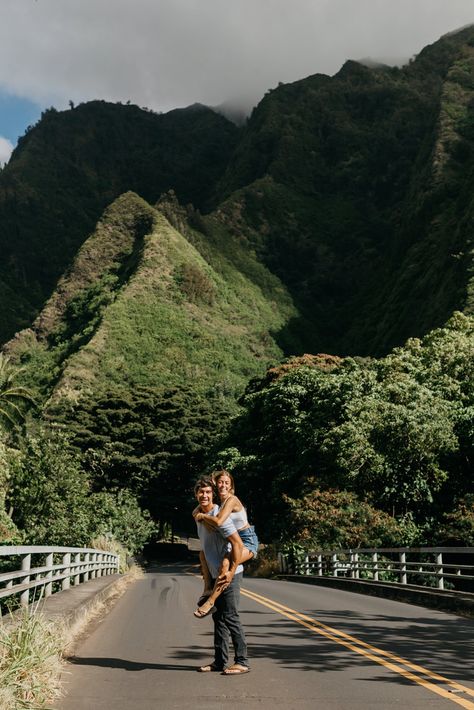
[211, 312, 474, 549]
[0, 609, 64, 710]
[0, 560, 142, 710]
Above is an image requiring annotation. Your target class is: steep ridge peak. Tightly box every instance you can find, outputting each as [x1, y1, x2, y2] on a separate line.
[0, 99, 240, 344]
[33, 192, 155, 339]
[6, 189, 295, 412]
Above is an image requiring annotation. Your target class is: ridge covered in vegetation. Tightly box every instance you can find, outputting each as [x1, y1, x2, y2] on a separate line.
[0, 27, 473, 553]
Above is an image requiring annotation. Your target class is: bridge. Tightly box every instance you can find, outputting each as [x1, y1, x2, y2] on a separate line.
[1, 545, 473, 709]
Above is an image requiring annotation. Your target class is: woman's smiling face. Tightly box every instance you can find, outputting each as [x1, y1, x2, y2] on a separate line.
[216, 473, 232, 499]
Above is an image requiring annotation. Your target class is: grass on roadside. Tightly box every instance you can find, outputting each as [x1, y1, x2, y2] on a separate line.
[0, 608, 65, 710]
[0, 551, 143, 710]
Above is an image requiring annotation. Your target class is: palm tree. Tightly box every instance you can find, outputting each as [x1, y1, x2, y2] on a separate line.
[0, 353, 36, 430]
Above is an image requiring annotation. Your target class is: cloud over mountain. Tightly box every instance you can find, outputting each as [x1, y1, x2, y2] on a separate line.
[0, 136, 13, 164]
[0, 0, 473, 115]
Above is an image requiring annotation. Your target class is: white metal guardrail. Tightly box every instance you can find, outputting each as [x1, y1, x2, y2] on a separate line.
[278, 547, 474, 592]
[0, 546, 120, 608]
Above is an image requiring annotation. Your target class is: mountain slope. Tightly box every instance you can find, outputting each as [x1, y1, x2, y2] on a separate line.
[0, 101, 239, 343]
[211, 26, 474, 354]
[7, 191, 295, 410]
[2, 27, 474, 357]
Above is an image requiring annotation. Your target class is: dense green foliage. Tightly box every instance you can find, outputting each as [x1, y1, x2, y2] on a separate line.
[0, 354, 36, 431]
[1, 28, 474, 553]
[213, 313, 474, 546]
[283, 489, 407, 549]
[51, 385, 230, 535]
[5, 428, 154, 553]
[437, 495, 474, 545]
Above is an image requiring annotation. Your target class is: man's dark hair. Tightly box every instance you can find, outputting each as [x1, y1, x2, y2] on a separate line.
[194, 476, 216, 496]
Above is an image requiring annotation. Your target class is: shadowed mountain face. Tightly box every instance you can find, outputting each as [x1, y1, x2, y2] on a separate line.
[0, 101, 240, 341]
[2, 27, 474, 359]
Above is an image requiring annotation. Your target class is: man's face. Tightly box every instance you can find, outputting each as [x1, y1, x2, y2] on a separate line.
[196, 485, 214, 511]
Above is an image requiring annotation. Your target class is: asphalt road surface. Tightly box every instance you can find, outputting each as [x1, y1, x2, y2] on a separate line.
[57, 561, 474, 710]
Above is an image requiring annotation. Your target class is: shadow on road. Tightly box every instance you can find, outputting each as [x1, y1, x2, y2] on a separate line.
[67, 656, 198, 672]
[302, 606, 474, 684]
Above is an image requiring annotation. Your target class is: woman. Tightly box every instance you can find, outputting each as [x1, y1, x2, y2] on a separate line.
[193, 469, 258, 618]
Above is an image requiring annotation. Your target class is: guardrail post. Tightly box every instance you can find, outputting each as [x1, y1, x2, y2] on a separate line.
[372, 552, 379, 581]
[73, 553, 81, 586]
[399, 551, 407, 585]
[62, 553, 71, 591]
[304, 554, 310, 575]
[45, 552, 54, 597]
[277, 552, 285, 573]
[316, 554, 322, 577]
[20, 553, 31, 607]
[354, 552, 359, 579]
[331, 553, 338, 577]
[436, 552, 444, 590]
[83, 552, 90, 582]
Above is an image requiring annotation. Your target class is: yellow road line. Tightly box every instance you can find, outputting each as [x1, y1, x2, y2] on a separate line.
[242, 587, 474, 709]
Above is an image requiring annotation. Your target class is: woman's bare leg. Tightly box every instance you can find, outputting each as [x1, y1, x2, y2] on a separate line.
[199, 550, 213, 596]
[194, 534, 253, 617]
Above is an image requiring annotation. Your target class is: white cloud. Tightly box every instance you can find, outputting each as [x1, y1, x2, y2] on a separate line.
[0, 0, 473, 115]
[0, 136, 14, 165]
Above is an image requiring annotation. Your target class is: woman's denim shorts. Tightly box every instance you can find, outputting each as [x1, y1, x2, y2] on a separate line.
[238, 525, 259, 558]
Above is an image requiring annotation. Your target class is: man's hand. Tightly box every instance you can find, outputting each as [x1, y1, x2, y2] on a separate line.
[217, 569, 235, 589]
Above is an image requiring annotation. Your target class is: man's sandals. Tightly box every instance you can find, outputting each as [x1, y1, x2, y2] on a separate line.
[198, 663, 250, 674]
[198, 663, 222, 672]
[222, 664, 250, 675]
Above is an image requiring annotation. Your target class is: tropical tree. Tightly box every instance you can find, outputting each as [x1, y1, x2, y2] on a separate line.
[6, 427, 153, 549]
[0, 353, 36, 432]
[215, 313, 474, 543]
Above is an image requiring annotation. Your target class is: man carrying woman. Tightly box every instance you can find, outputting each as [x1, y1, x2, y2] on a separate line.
[194, 476, 250, 675]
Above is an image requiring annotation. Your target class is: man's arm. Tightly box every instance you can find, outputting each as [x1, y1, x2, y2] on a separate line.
[193, 504, 217, 534]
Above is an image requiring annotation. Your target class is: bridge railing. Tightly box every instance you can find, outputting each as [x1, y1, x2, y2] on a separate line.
[0, 545, 120, 609]
[278, 547, 474, 592]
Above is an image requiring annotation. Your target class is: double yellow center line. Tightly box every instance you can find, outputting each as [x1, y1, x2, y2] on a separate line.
[242, 587, 474, 709]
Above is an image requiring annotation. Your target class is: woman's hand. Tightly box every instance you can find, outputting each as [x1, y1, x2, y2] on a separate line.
[194, 512, 204, 522]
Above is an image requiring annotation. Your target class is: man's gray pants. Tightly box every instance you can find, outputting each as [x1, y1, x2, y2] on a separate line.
[212, 572, 248, 669]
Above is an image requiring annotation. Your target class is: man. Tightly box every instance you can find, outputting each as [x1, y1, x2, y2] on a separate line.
[194, 476, 250, 675]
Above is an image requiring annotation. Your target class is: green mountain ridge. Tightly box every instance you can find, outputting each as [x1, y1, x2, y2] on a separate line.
[6, 191, 294, 412]
[2, 26, 474, 359]
[1, 27, 474, 547]
[0, 101, 239, 341]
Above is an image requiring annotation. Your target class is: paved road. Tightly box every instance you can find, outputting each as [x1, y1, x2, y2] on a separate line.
[57, 562, 474, 709]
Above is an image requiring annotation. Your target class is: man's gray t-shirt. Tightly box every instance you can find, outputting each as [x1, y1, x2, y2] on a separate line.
[196, 504, 244, 578]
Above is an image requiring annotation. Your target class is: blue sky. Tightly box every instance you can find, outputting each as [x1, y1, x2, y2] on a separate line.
[0, 93, 43, 164]
[0, 93, 42, 143]
[0, 0, 473, 165]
